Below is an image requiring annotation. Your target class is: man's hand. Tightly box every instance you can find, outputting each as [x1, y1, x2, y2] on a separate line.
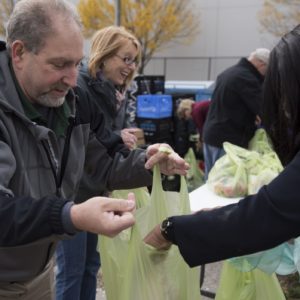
[70, 193, 136, 237]
[143, 224, 172, 250]
[145, 143, 189, 176]
[121, 128, 138, 150]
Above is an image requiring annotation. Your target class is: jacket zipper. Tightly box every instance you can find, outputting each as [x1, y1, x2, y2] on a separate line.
[41, 116, 76, 197]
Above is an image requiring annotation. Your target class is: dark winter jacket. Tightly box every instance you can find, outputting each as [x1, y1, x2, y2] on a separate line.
[77, 65, 129, 135]
[171, 148, 300, 266]
[0, 43, 152, 282]
[203, 58, 264, 148]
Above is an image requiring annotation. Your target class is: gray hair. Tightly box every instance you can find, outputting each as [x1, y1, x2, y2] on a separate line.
[248, 48, 270, 65]
[6, 0, 82, 55]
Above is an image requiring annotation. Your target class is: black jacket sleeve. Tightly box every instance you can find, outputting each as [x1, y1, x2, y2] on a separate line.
[75, 87, 130, 158]
[0, 192, 69, 246]
[172, 150, 300, 267]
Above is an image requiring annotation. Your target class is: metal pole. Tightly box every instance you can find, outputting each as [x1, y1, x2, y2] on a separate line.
[115, 0, 121, 26]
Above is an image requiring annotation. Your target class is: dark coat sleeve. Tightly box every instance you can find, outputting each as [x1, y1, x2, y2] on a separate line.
[73, 85, 152, 203]
[0, 193, 68, 246]
[171, 150, 300, 267]
[75, 86, 130, 158]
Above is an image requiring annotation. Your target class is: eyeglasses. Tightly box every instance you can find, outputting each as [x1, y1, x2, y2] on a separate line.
[115, 54, 138, 66]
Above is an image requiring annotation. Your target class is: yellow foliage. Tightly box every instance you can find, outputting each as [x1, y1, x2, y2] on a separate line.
[77, 0, 200, 71]
[258, 0, 300, 37]
[0, 0, 15, 36]
[78, 0, 115, 36]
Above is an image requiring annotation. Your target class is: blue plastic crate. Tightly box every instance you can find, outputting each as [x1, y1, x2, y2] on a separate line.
[137, 94, 173, 119]
[195, 88, 213, 101]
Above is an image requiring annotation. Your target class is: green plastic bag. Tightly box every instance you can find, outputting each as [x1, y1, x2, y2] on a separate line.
[111, 186, 150, 209]
[207, 142, 251, 197]
[247, 129, 283, 195]
[99, 166, 200, 300]
[207, 129, 283, 197]
[215, 261, 285, 300]
[184, 147, 205, 192]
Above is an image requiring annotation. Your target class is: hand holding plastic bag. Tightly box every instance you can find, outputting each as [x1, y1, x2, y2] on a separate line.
[99, 166, 200, 300]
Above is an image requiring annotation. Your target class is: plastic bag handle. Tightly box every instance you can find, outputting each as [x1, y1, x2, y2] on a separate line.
[152, 165, 190, 214]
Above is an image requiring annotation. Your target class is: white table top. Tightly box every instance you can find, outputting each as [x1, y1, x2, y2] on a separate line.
[189, 184, 241, 212]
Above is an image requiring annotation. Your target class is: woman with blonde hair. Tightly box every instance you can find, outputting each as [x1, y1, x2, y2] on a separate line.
[85, 25, 142, 148]
[177, 98, 195, 120]
[56, 25, 142, 300]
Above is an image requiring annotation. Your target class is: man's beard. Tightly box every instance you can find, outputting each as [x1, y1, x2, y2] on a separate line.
[35, 84, 70, 107]
[35, 94, 66, 107]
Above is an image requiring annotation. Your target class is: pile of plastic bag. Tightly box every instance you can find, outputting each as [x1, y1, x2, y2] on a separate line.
[206, 129, 299, 299]
[207, 129, 283, 197]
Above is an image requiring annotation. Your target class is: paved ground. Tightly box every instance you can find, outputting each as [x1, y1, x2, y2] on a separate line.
[96, 261, 223, 300]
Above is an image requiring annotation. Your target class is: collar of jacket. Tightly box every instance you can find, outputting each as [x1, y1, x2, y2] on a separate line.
[238, 57, 264, 83]
[78, 64, 118, 116]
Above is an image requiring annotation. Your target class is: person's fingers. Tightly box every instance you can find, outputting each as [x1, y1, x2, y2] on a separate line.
[145, 144, 160, 159]
[131, 135, 138, 143]
[127, 193, 136, 212]
[146, 151, 189, 172]
[127, 192, 135, 201]
[145, 144, 171, 168]
[145, 150, 168, 169]
[170, 165, 189, 176]
[108, 212, 135, 237]
[104, 198, 135, 213]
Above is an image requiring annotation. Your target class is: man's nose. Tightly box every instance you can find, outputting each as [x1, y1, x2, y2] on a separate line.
[62, 66, 78, 88]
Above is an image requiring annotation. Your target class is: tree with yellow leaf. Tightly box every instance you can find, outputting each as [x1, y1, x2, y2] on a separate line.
[258, 0, 300, 37]
[77, 0, 200, 73]
[0, 0, 15, 36]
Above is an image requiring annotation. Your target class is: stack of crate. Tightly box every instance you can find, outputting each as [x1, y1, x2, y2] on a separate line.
[136, 94, 174, 145]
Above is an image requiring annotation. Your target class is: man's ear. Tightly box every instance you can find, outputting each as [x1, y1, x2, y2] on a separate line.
[11, 40, 26, 63]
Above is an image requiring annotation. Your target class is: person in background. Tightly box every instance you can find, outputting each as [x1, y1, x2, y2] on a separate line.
[177, 99, 210, 141]
[144, 25, 300, 268]
[203, 48, 270, 179]
[55, 26, 142, 300]
[0, 0, 188, 298]
[177, 98, 210, 171]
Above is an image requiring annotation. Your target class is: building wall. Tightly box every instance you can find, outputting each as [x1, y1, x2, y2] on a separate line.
[145, 0, 279, 80]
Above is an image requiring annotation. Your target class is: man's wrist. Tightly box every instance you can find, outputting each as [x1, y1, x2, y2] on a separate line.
[160, 217, 176, 244]
[61, 201, 79, 234]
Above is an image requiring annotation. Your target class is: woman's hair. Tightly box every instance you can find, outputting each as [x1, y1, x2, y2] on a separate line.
[177, 99, 195, 119]
[88, 26, 141, 89]
[6, 0, 81, 55]
[262, 24, 300, 165]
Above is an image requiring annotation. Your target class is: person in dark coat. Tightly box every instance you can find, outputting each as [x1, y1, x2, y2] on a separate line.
[144, 25, 300, 268]
[203, 48, 270, 178]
